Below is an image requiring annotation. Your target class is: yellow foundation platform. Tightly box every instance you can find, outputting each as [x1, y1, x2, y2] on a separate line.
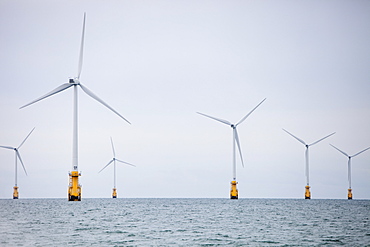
[13, 186, 19, 199]
[305, 185, 311, 199]
[68, 171, 81, 201]
[112, 188, 117, 198]
[230, 181, 238, 199]
[347, 189, 352, 200]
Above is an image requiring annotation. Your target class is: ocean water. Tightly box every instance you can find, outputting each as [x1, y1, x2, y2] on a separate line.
[0, 198, 369, 246]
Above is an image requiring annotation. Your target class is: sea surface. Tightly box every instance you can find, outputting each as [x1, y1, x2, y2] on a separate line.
[0, 198, 369, 246]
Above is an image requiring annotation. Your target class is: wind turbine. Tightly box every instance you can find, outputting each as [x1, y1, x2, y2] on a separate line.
[99, 137, 135, 198]
[0, 127, 35, 199]
[283, 129, 335, 199]
[20, 13, 130, 201]
[330, 144, 370, 200]
[197, 98, 266, 199]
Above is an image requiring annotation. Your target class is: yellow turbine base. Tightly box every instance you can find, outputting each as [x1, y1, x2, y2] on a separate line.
[68, 171, 81, 201]
[112, 188, 117, 198]
[230, 181, 238, 199]
[13, 186, 19, 199]
[305, 185, 311, 199]
[348, 189, 352, 200]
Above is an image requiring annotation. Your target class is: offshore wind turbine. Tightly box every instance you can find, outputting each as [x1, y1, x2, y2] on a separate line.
[99, 137, 135, 198]
[283, 129, 335, 199]
[330, 144, 370, 199]
[20, 14, 130, 201]
[197, 98, 266, 199]
[0, 127, 35, 199]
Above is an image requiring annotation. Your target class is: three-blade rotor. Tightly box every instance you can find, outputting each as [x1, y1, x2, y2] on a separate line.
[283, 128, 335, 186]
[99, 137, 135, 174]
[0, 127, 35, 177]
[19, 13, 130, 125]
[197, 98, 266, 170]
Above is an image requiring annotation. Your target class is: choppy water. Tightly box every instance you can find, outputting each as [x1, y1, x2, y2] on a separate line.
[0, 198, 369, 246]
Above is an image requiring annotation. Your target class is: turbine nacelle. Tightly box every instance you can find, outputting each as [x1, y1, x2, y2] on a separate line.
[69, 78, 80, 85]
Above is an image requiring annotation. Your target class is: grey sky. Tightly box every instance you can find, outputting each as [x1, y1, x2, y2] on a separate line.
[1, 0, 369, 199]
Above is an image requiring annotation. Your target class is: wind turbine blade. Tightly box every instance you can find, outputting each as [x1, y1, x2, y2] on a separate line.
[18, 127, 35, 149]
[98, 159, 114, 173]
[309, 132, 336, 146]
[236, 98, 266, 126]
[110, 137, 116, 158]
[234, 129, 244, 167]
[116, 159, 136, 167]
[0, 145, 14, 150]
[79, 84, 131, 124]
[16, 150, 27, 176]
[282, 129, 306, 146]
[196, 112, 231, 126]
[329, 144, 349, 157]
[77, 13, 86, 79]
[20, 83, 73, 109]
[352, 146, 370, 158]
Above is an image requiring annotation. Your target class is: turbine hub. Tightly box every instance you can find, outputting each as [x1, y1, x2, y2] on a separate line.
[69, 78, 80, 84]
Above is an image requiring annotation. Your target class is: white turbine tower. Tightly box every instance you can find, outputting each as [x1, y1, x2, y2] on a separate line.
[197, 98, 266, 199]
[99, 137, 135, 198]
[283, 129, 335, 199]
[20, 13, 130, 201]
[330, 144, 370, 200]
[0, 127, 35, 199]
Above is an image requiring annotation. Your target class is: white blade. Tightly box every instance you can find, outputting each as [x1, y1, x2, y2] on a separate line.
[98, 159, 114, 173]
[236, 98, 266, 126]
[308, 132, 335, 146]
[77, 13, 86, 79]
[20, 83, 73, 109]
[196, 112, 231, 126]
[116, 159, 136, 167]
[329, 144, 349, 157]
[234, 128, 244, 167]
[79, 84, 131, 124]
[16, 150, 27, 176]
[0, 145, 14, 150]
[110, 137, 116, 158]
[352, 146, 370, 158]
[282, 129, 306, 146]
[18, 127, 35, 149]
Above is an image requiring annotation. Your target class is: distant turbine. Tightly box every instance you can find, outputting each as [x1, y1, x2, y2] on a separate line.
[330, 144, 370, 200]
[197, 98, 266, 199]
[99, 137, 135, 198]
[20, 13, 130, 201]
[283, 129, 335, 199]
[0, 127, 35, 199]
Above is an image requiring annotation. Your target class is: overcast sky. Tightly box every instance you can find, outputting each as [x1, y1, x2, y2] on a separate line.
[1, 0, 369, 199]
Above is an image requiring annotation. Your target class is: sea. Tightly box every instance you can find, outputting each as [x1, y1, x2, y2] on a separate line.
[0, 198, 369, 246]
